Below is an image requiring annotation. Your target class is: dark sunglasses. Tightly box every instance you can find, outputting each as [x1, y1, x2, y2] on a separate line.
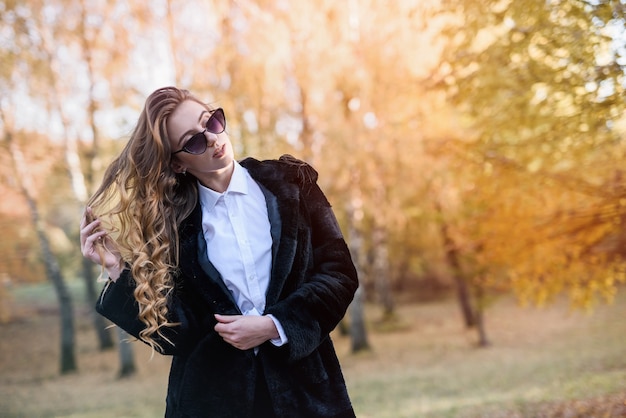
[171, 108, 226, 155]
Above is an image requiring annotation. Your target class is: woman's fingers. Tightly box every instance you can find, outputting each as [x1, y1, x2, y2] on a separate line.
[79, 207, 123, 274]
[80, 208, 99, 242]
[82, 230, 106, 260]
[80, 208, 108, 263]
[80, 219, 100, 248]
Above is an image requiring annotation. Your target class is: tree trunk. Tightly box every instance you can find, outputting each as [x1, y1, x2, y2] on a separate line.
[454, 275, 475, 328]
[372, 225, 394, 320]
[473, 285, 490, 347]
[435, 201, 476, 328]
[0, 273, 11, 323]
[474, 307, 490, 347]
[44, 234, 77, 374]
[7, 137, 77, 374]
[346, 181, 370, 353]
[349, 286, 369, 352]
[117, 329, 136, 378]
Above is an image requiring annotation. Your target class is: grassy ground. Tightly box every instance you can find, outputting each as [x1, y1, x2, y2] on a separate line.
[1, 282, 625, 417]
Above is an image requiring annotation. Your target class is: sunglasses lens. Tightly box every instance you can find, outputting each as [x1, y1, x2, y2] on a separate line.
[184, 133, 207, 154]
[207, 109, 226, 134]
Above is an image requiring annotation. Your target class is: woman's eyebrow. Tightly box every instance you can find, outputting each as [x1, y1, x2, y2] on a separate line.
[177, 110, 208, 145]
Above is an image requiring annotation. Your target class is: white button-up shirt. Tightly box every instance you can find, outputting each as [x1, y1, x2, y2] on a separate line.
[198, 161, 287, 346]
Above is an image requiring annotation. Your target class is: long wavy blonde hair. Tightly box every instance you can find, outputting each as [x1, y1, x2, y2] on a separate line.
[88, 87, 204, 351]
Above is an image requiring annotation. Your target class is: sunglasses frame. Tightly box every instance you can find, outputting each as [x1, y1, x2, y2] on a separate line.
[171, 108, 226, 155]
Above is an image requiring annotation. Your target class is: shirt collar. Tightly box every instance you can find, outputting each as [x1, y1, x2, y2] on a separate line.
[197, 161, 248, 210]
[229, 161, 248, 195]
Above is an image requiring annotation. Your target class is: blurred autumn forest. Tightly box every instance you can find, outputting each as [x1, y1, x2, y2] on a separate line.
[1, 0, 625, 374]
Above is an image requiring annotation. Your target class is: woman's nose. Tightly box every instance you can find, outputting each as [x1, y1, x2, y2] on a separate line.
[204, 131, 219, 147]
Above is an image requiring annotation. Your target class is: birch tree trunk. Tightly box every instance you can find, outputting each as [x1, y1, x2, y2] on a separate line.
[372, 224, 394, 320]
[5, 124, 77, 374]
[347, 176, 370, 353]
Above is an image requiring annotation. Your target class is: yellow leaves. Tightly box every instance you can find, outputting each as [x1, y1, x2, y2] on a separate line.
[441, 143, 626, 311]
[507, 240, 626, 310]
[614, 265, 626, 284]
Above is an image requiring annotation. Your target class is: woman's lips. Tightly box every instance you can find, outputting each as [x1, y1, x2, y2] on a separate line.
[213, 144, 225, 158]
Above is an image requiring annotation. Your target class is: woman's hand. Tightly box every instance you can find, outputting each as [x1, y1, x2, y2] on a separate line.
[80, 207, 124, 281]
[214, 314, 279, 350]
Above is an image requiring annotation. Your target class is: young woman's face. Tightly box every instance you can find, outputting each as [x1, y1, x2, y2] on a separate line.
[167, 99, 234, 176]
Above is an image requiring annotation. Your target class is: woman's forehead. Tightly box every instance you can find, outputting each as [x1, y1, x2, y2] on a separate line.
[174, 99, 206, 117]
[167, 100, 207, 139]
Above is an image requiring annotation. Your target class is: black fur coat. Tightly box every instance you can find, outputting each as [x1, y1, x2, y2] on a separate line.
[96, 155, 359, 418]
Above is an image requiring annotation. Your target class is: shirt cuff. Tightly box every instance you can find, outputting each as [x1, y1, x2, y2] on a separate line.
[266, 314, 288, 346]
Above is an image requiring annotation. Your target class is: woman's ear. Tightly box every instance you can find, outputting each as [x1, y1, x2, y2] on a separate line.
[170, 159, 186, 174]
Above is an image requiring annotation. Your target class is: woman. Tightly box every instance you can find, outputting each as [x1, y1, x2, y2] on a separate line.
[80, 86, 358, 418]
